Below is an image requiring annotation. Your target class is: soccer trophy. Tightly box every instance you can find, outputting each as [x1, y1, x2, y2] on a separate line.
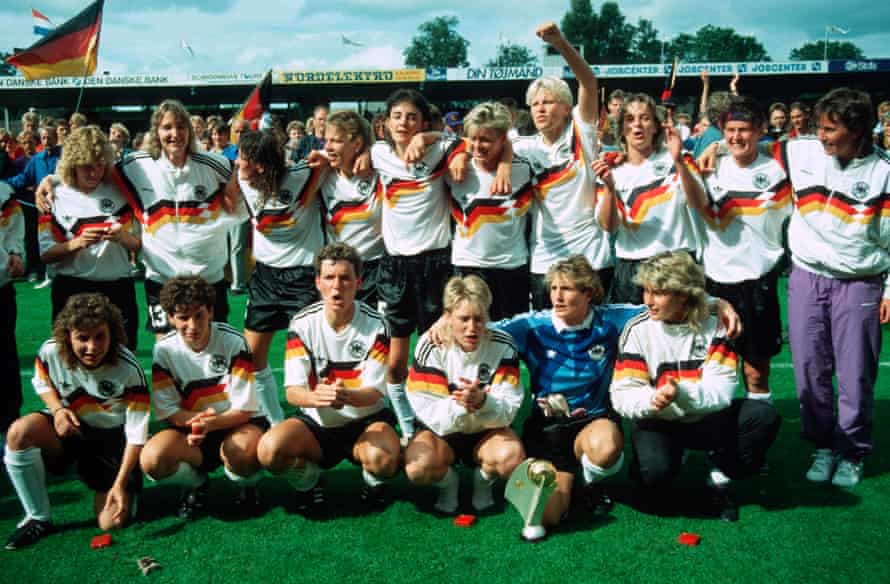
[505, 458, 558, 542]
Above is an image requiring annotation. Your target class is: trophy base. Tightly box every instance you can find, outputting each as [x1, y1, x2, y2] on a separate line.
[521, 525, 548, 542]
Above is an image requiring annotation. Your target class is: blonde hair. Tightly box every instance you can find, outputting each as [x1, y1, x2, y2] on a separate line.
[69, 112, 88, 129]
[634, 251, 709, 330]
[145, 99, 197, 160]
[463, 102, 512, 137]
[545, 255, 605, 305]
[56, 125, 114, 188]
[442, 275, 492, 346]
[526, 76, 573, 108]
[325, 110, 370, 148]
[110, 122, 130, 144]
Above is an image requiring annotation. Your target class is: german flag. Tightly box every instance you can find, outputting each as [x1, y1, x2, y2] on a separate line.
[231, 69, 272, 142]
[5, 1, 104, 81]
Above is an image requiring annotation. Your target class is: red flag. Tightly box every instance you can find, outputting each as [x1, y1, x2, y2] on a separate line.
[7, 1, 103, 80]
[231, 69, 272, 142]
[661, 55, 680, 104]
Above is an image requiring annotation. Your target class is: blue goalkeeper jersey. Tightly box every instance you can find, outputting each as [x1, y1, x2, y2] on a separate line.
[494, 304, 644, 414]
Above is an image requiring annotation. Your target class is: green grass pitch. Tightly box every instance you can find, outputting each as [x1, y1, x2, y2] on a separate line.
[2, 279, 889, 583]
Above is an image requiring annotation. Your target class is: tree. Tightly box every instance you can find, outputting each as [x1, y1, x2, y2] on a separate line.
[790, 40, 865, 60]
[487, 43, 538, 67]
[628, 18, 662, 63]
[403, 16, 469, 68]
[665, 25, 770, 62]
[561, 1, 634, 64]
[0, 52, 17, 76]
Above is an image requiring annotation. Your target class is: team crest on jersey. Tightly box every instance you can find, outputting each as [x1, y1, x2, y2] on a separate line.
[410, 161, 429, 178]
[753, 173, 770, 190]
[349, 340, 367, 359]
[852, 181, 870, 198]
[357, 179, 373, 196]
[194, 185, 208, 200]
[210, 354, 228, 374]
[98, 380, 116, 397]
[587, 344, 606, 361]
[478, 363, 492, 385]
[557, 143, 571, 159]
[653, 161, 668, 177]
[691, 337, 707, 359]
[100, 198, 116, 214]
[278, 189, 292, 205]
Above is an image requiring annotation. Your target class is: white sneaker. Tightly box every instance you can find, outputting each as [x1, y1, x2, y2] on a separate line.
[805, 448, 837, 483]
[831, 458, 863, 487]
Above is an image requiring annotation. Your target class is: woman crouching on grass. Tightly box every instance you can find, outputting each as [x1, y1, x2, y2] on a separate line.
[610, 251, 781, 522]
[4, 293, 149, 550]
[405, 275, 525, 517]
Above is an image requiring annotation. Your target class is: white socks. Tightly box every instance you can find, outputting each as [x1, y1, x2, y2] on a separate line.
[255, 367, 285, 426]
[4, 447, 51, 522]
[433, 466, 459, 514]
[386, 382, 415, 438]
[282, 461, 321, 492]
[581, 452, 624, 485]
[472, 467, 497, 511]
[223, 466, 262, 486]
[147, 461, 206, 489]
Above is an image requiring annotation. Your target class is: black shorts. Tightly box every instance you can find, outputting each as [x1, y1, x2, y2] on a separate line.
[416, 423, 490, 466]
[39, 411, 142, 493]
[358, 257, 383, 310]
[454, 264, 530, 321]
[172, 417, 269, 473]
[707, 266, 783, 361]
[530, 268, 614, 311]
[144, 278, 230, 334]
[51, 275, 139, 351]
[244, 262, 318, 332]
[295, 409, 396, 470]
[521, 407, 622, 473]
[378, 247, 451, 338]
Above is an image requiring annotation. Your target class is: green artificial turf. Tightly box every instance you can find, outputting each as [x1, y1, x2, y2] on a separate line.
[2, 279, 889, 583]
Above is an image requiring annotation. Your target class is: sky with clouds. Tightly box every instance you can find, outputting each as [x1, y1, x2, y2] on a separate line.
[3, 0, 889, 76]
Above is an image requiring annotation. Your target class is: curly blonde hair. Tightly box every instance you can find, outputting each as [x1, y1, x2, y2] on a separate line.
[634, 251, 709, 331]
[545, 255, 605, 305]
[56, 125, 114, 188]
[463, 102, 512, 137]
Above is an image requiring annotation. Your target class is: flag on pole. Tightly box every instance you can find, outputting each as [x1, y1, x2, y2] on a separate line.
[230, 69, 273, 142]
[826, 25, 849, 35]
[7, 1, 104, 80]
[32, 8, 54, 37]
[661, 55, 680, 103]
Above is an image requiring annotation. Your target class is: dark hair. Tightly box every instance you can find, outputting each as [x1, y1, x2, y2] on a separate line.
[815, 88, 875, 157]
[237, 130, 286, 205]
[385, 89, 431, 126]
[608, 89, 626, 102]
[53, 293, 126, 369]
[719, 95, 766, 130]
[314, 242, 362, 277]
[160, 275, 216, 314]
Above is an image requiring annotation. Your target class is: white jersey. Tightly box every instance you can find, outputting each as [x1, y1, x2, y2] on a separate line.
[610, 149, 702, 260]
[0, 183, 24, 288]
[33, 340, 149, 445]
[371, 136, 465, 256]
[448, 158, 534, 269]
[611, 313, 738, 423]
[285, 301, 390, 428]
[240, 161, 325, 268]
[319, 170, 385, 261]
[699, 153, 791, 283]
[777, 138, 890, 298]
[406, 329, 523, 436]
[151, 322, 258, 421]
[38, 182, 138, 281]
[116, 151, 247, 283]
[513, 106, 612, 272]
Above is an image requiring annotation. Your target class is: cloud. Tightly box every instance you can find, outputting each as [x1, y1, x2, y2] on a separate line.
[334, 46, 404, 69]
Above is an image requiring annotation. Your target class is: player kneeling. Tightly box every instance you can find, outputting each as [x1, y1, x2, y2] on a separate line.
[404, 275, 525, 515]
[258, 243, 399, 513]
[4, 294, 149, 550]
[139, 276, 265, 519]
